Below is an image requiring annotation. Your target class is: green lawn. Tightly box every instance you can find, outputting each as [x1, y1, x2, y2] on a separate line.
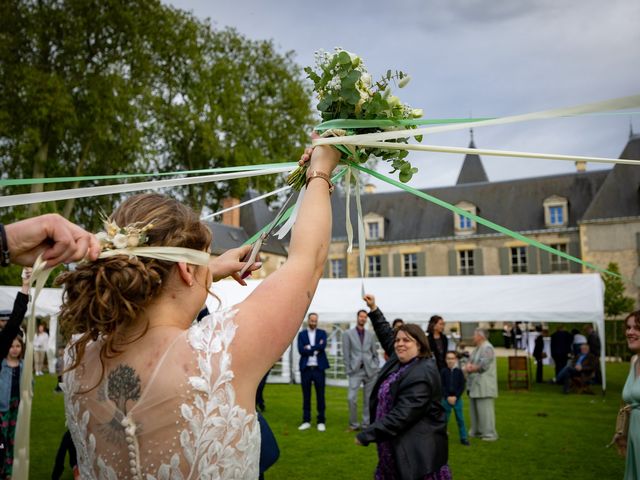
[31, 359, 628, 479]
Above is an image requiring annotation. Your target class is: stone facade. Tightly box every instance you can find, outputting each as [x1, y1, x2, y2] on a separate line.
[323, 132, 640, 310]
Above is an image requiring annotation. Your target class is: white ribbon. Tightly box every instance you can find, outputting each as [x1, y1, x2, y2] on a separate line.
[315, 93, 640, 147]
[201, 185, 291, 221]
[0, 166, 295, 208]
[12, 257, 53, 480]
[345, 167, 354, 253]
[11, 246, 211, 480]
[274, 186, 306, 239]
[353, 170, 367, 283]
[334, 142, 640, 166]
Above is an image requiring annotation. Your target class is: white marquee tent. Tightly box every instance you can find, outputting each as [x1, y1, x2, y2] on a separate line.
[0, 273, 607, 388]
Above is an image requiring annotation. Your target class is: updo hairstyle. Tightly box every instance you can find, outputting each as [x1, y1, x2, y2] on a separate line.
[56, 193, 212, 373]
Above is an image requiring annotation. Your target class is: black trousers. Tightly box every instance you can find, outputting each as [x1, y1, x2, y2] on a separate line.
[536, 358, 543, 383]
[301, 367, 326, 423]
[552, 356, 568, 377]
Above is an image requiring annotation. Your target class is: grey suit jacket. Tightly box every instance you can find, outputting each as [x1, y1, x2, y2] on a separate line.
[342, 327, 379, 378]
[467, 340, 498, 398]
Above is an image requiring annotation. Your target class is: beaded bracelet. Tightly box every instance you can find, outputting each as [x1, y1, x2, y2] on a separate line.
[0, 224, 10, 267]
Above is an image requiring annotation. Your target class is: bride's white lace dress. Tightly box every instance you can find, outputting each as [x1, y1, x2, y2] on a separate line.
[61, 309, 260, 479]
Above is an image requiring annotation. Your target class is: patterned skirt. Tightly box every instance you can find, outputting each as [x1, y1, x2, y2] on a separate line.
[0, 397, 20, 479]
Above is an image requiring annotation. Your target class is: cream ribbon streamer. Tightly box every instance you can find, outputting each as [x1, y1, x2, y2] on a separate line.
[335, 142, 640, 166]
[275, 185, 306, 239]
[202, 185, 291, 221]
[0, 165, 296, 208]
[353, 170, 367, 287]
[345, 167, 354, 253]
[12, 246, 210, 480]
[314, 93, 640, 147]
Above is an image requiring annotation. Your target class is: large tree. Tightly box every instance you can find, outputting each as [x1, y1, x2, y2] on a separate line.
[149, 24, 313, 214]
[0, 0, 313, 230]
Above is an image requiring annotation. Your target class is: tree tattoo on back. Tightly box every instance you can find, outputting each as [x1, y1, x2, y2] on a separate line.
[99, 364, 142, 444]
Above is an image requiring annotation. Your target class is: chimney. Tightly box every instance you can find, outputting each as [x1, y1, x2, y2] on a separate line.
[221, 197, 240, 227]
[364, 183, 376, 194]
[575, 161, 587, 173]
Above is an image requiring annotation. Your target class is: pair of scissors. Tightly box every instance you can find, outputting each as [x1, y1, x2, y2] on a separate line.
[238, 189, 297, 279]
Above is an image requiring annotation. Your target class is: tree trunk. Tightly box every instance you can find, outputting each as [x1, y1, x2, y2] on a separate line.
[62, 140, 91, 219]
[28, 140, 49, 215]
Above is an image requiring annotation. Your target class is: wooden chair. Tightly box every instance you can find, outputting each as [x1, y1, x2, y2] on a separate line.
[508, 356, 530, 390]
[570, 370, 596, 394]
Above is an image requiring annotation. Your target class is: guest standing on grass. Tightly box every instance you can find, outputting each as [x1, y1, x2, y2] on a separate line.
[465, 328, 498, 441]
[297, 312, 329, 432]
[33, 322, 49, 376]
[440, 351, 469, 446]
[355, 294, 450, 480]
[533, 326, 546, 384]
[550, 326, 573, 378]
[0, 336, 24, 478]
[343, 309, 379, 431]
[427, 315, 448, 372]
[622, 310, 640, 480]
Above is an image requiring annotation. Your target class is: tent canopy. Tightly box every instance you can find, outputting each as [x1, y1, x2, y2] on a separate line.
[209, 273, 604, 324]
[0, 273, 607, 387]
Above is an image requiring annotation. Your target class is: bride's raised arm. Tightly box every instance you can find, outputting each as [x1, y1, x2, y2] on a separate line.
[231, 142, 340, 384]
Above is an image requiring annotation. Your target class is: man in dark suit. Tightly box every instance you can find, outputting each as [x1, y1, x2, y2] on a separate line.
[550, 326, 573, 378]
[297, 312, 330, 432]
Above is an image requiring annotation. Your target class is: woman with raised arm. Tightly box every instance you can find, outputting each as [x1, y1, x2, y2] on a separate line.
[56, 142, 339, 479]
[357, 294, 450, 480]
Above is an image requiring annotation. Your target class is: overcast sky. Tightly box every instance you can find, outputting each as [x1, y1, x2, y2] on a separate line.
[168, 0, 639, 191]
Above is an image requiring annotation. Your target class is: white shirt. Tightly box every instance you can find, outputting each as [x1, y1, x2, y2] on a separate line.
[307, 329, 318, 367]
[573, 334, 587, 345]
[33, 332, 49, 352]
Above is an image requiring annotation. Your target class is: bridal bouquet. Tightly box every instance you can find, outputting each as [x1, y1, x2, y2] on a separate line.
[287, 48, 424, 190]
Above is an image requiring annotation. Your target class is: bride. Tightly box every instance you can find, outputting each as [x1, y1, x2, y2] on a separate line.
[56, 143, 339, 479]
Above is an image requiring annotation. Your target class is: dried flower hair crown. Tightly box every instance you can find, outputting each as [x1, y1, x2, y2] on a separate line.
[96, 216, 154, 251]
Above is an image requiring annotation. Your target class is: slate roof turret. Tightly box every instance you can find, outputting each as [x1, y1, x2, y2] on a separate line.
[456, 130, 489, 185]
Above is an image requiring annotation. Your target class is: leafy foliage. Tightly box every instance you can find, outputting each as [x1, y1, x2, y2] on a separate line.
[0, 0, 313, 228]
[603, 262, 635, 319]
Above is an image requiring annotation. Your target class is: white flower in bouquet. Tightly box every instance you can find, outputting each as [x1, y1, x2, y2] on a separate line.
[397, 75, 411, 88]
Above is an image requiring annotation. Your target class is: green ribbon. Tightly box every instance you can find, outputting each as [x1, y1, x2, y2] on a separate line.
[344, 160, 622, 279]
[0, 163, 298, 187]
[243, 168, 348, 246]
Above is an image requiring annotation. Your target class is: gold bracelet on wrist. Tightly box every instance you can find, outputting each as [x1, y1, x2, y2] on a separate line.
[305, 170, 334, 194]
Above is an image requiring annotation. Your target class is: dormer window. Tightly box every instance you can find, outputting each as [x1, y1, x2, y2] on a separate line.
[459, 214, 473, 230]
[364, 213, 385, 240]
[544, 196, 568, 227]
[454, 201, 477, 236]
[549, 206, 564, 225]
[367, 221, 380, 240]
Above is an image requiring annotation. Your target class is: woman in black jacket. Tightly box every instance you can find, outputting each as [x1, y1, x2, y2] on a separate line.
[356, 294, 450, 480]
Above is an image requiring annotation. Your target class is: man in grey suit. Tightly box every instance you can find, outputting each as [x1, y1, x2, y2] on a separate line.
[464, 328, 498, 441]
[342, 309, 379, 431]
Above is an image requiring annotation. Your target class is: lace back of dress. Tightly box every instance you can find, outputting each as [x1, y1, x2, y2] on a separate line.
[62, 308, 260, 480]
